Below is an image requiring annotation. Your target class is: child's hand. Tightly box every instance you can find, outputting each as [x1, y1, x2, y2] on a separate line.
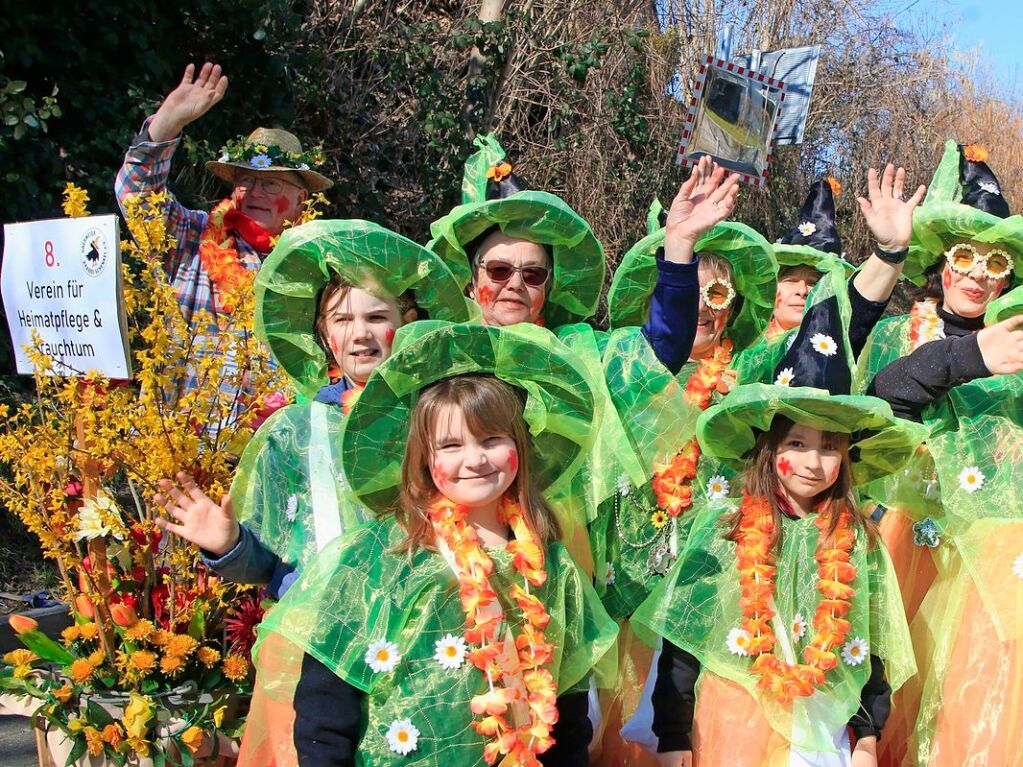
[656, 751, 692, 767]
[664, 155, 740, 264]
[154, 471, 240, 557]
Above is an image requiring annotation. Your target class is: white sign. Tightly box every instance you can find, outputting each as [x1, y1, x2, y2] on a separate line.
[2, 214, 131, 378]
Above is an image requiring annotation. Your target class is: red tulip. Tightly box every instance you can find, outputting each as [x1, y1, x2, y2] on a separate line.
[8, 615, 38, 635]
[109, 602, 137, 627]
[75, 595, 95, 619]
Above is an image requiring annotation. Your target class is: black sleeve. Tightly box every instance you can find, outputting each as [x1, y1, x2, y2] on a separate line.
[867, 334, 990, 422]
[652, 640, 700, 752]
[540, 691, 592, 766]
[848, 654, 891, 740]
[294, 653, 363, 767]
[847, 278, 890, 360]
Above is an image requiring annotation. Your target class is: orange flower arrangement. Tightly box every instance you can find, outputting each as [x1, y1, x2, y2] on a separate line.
[487, 162, 514, 183]
[197, 199, 258, 314]
[963, 144, 989, 163]
[650, 341, 733, 517]
[735, 494, 857, 703]
[428, 495, 557, 767]
[340, 384, 364, 415]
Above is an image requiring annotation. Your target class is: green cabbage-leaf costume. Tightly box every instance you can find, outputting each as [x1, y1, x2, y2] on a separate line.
[233, 221, 474, 571]
[247, 321, 618, 766]
[592, 201, 778, 617]
[426, 134, 605, 329]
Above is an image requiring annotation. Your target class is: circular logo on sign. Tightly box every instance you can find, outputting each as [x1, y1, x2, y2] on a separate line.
[80, 227, 109, 277]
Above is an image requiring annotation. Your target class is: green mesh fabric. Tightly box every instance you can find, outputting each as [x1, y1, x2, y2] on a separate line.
[904, 140, 1023, 286]
[426, 135, 605, 329]
[857, 308, 1023, 639]
[631, 501, 916, 754]
[255, 219, 475, 399]
[231, 402, 369, 570]
[255, 518, 619, 765]
[698, 384, 927, 487]
[607, 222, 777, 350]
[985, 283, 1023, 324]
[772, 245, 854, 275]
[340, 322, 596, 518]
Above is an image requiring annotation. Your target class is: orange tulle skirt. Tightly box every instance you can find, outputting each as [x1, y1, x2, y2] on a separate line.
[876, 509, 937, 767]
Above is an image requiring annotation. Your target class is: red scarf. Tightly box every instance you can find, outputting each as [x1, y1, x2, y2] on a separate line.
[223, 207, 275, 254]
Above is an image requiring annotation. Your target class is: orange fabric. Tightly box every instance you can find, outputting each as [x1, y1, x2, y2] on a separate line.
[876, 510, 937, 767]
[592, 628, 659, 767]
[691, 673, 788, 767]
[925, 585, 1023, 765]
[237, 632, 301, 767]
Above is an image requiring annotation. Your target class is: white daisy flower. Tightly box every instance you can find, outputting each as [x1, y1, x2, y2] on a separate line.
[433, 634, 467, 670]
[617, 474, 631, 497]
[285, 494, 298, 523]
[605, 562, 616, 586]
[958, 466, 985, 493]
[218, 152, 230, 163]
[810, 333, 838, 356]
[365, 640, 401, 673]
[798, 221, 817, 237]
[706, 476, 730, 500]
[841, 636, 869, 666]
[979, 181, 1000, 195]
[386, 719, 420, 755]
[298, 162, 311, 171]
[791, 613, 808, 641]
[1012, 553, 1023, 581]
[775, 367, 795, 386]
[726, 627, 752, 657]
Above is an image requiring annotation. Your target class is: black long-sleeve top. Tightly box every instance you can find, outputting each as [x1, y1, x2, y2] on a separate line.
[867, 306, 990, 423]
[847, 279, 890, 360]
[293, 653, 593, 767]
[651, 639, 892, 752]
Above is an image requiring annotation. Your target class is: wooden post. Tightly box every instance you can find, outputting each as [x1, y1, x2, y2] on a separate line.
[74, 413, 115, 663]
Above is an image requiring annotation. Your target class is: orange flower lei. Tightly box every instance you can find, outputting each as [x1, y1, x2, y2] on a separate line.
[908, 299, 945, 352]
[198, 199, 256, 314]
[735, 493, 857, 703]
[428, 496, 557, 767]
[340, 384, 364, 415]
[650, 340, 734, 516]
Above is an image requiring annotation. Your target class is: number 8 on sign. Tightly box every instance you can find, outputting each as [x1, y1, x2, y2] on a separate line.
[44, 241, 55, 267]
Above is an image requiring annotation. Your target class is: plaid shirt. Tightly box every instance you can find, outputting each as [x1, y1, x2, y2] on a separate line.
[115, 119, 275, 429]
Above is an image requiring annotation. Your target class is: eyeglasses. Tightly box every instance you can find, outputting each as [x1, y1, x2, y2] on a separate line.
[700, 278, 736, 310]
[944, 243, 1014, 280]
[479, 260, 551, 287]
[233, 174, 302, 196]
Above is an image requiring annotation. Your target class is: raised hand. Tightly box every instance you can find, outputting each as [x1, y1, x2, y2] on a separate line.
[148, 63, 229, 143]
[664, 155, 741, 263]
[856, 164, 926, 251]
[977, 314, 1023, 376]
[153, 471, 240, 557]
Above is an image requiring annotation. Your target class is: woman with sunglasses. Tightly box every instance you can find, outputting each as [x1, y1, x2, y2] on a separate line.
[857, 142, 1023, 766]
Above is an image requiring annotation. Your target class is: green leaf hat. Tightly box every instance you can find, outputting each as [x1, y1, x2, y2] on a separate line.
[255, 219, 477, 399]
[697, 265, 927, 485]
[339, 321, 599, 515]
[906, 140, 1023, 286]
[607, 198, 778, 350]
[426, 134, 606, 328]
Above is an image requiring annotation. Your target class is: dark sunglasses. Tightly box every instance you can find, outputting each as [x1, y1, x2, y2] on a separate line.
[479, 260, 551, 287]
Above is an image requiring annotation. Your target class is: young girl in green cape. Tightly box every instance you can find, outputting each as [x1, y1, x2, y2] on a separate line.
[238, 322, 617, 767]
[153, 220, 474, 597]
[631, 278, 926, 767]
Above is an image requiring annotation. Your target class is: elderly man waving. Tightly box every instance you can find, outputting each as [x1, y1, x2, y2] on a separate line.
[115, 62, 332, 422]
